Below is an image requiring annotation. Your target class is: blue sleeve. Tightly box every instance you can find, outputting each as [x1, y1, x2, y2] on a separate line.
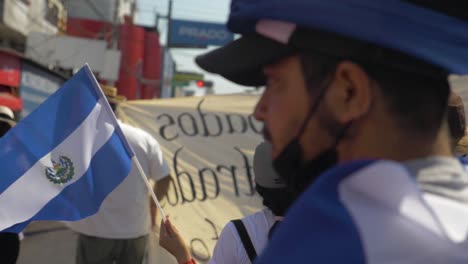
[255, 161, 372, 264]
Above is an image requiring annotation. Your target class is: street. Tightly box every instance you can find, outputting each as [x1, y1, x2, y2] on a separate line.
[18, 222, 77, 263]
[17, 222, 173, 264]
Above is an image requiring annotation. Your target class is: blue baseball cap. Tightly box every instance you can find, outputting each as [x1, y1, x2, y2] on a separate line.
[196, 1, 468, 86]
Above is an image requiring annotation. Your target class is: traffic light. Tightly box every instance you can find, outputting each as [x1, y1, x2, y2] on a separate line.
[195, 80, 214, 88]
[196, 80, 205, 87]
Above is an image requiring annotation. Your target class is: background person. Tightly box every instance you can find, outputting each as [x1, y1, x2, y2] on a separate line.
[66, 86, 172, 264]
[160, 142, 297, 264]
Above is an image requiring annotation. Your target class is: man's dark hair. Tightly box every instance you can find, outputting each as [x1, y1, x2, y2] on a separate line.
[363, 61, 449, 137]
[255, 185, 296, 217]
[297, 2, 468, 137]
[299, 52, 449, 137]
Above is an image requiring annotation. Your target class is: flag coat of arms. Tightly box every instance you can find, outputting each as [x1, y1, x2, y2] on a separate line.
[0, 65, 134, 232]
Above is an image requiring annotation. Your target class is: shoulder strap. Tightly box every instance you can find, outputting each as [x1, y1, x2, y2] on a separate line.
[232, 219, 257, 262]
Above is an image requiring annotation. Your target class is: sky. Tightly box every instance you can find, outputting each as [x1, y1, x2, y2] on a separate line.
[135, 0, 249, 94]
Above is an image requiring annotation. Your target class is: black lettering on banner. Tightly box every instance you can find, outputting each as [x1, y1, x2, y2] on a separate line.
[197, 99, 223, 137]
[173, 148, 197, 204]
[216, 165, 239, 196]
[190, 238, 211, 261]
[178, 112, 199, 136]
[226, 113, 248, 134]
[198, 168, 220, 202]
[248, 114, 263, 134]
[157, 114, 179, 141]
[189, 218, 218, 261]
[205, 218, 220, 241]
[166, 177, 180, 206]
[235, 147, 255, 196]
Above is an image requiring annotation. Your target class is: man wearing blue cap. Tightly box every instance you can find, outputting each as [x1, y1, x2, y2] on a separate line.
[196, 1, 468, 263]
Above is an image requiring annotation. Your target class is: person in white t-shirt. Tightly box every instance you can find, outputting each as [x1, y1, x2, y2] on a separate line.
[208, 141, 291, 264]
[67, 87, 171, 264]
[159, 142, 297, 264]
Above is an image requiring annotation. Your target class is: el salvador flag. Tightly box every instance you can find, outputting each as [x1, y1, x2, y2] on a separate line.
[0, 65, 134, 233]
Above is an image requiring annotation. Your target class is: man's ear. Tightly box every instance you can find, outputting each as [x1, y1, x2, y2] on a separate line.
[325, 61, 373, 124]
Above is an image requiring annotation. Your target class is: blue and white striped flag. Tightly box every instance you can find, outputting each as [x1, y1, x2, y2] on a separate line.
[0, 65, 134, 232]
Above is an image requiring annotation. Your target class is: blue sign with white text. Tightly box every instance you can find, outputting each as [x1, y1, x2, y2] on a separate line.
[169, 19, 234, 48]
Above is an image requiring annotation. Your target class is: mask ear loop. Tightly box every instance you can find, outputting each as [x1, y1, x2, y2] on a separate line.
[296, 74, 334, 139]
[296, 71, 352, 152]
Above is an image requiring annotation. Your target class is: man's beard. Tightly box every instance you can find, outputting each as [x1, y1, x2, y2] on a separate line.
[262, 126, 272, 142]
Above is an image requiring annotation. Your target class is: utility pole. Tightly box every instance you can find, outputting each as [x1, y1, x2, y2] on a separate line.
[107, 0, 121, 87]
[167, 0, 173, 47]
[112, 0, 120, 49]
[153, 0, 174, 98]
[154, 0, 173, 46]
[130, 0, 137, 22]
[155, 11, 160, 32]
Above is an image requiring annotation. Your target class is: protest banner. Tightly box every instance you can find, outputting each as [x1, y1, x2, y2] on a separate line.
[117, 94, 263, 263]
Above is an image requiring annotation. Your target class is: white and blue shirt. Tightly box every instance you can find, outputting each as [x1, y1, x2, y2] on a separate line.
[257, 157, 468, 263]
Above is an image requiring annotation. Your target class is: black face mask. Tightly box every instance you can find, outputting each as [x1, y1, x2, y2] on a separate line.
[255, 185, 297, 217]
[271, 73, 345, 196]
[273, 138, 338, 196]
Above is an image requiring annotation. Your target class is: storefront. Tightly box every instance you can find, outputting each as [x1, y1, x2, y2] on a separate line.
[0, 50, 22, 115]
[0, 49, 67, 119]
[19, 61, 65, 118]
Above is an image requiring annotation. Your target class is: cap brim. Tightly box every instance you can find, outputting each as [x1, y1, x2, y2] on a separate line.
[195, 33, 293, 87]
